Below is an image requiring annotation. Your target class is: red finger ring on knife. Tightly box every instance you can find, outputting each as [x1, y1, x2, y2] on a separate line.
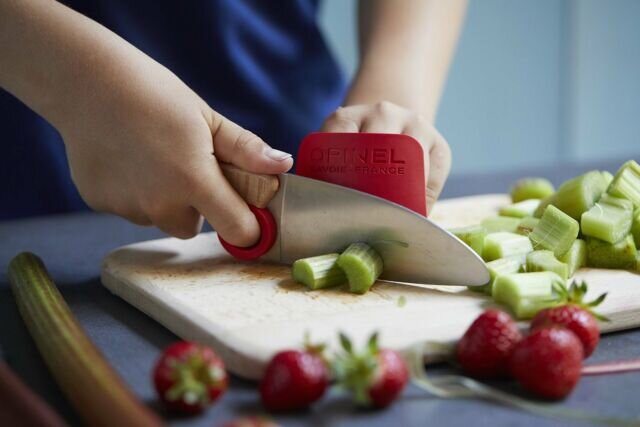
[218, 205, 278, 260]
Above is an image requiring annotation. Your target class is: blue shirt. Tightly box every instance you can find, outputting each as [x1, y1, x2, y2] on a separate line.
[0, 0, 345, 220]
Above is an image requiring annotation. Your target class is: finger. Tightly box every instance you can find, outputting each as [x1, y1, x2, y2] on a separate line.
[320, 116, 359, 132]
[360, 102, 407, 134]
[147, 205, 203, 239]
[190, 157, 261, 247]
[207, 111, 293, 175]
[320, 105, 370, 132]
[426, 133, 452, 211]
[403, 122, 451, 213]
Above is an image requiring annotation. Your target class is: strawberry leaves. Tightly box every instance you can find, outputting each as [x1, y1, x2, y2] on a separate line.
[553, 280, 610, 322]
[332, 332, 408, 408]
[153, 342, 228, 414]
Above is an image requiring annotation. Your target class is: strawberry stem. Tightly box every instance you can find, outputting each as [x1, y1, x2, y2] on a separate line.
[333, 332, 380, 407]
[555, 280, 610, 322]
[165, 351, 224, 407]
[367, 332, 379, 354]
[339, 332, 353, 354]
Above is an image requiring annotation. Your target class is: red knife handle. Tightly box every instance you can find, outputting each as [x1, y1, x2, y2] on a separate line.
[217, 163, 280, 260]
[218, 205, 277, 260]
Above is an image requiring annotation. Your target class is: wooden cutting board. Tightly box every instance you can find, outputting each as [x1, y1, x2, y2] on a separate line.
[101, 194, 640, 380]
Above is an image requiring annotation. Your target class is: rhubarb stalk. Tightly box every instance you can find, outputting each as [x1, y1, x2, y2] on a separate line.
[8, 252, 163, 427]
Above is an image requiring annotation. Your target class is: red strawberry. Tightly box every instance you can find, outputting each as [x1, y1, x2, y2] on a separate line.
[531, 281, 607, 358]
[531, 305, 599, 357]
[153, 341, 227, 414]
[366, 348, 409, 408]
[456, 309, 522, 378]
[260, 348, 329, 411]
[509, 326, 583, 400]
[334, 333, 409, 408]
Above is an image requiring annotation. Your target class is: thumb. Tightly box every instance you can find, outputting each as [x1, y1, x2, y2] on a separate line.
[206, 109, 293, 174]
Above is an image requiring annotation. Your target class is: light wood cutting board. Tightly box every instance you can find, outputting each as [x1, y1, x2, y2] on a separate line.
[101, 194, 640, 380]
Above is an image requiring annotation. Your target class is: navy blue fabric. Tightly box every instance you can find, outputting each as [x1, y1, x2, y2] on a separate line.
[0, 0, 345, 219]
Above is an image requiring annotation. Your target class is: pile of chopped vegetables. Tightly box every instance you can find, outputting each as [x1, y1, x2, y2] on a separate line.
[451, 160, 640, 319]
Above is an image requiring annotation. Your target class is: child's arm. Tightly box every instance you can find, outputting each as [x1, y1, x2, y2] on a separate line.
[0, 0, 292, 246]
[322, 0, 467, 211]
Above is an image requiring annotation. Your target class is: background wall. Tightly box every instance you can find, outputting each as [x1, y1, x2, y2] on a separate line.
[318, 0, 640, 177]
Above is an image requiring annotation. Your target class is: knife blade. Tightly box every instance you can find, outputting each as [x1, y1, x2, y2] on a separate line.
[233, 169, 489, 287]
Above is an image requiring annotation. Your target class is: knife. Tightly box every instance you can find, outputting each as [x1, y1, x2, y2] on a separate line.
[218, 163, 489, 287]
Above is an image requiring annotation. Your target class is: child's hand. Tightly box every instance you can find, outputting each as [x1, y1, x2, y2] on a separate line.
[320, 102, 451, 211]
[61, 78, 293, 246]
[0, 0, 293, 246]
[59, 63, 292, 246]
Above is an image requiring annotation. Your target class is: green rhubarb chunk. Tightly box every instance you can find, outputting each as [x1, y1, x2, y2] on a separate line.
[599, 192, 635, 210]
[514, 298, 558, 320]
[499, 199, 541, 218]
[492, 272, 564, 320]
[601, 170, 614, 187]
[516, 216, 540, 236]
[525, 250, 569, 280]
[534, 171, 608, 220]
[483, 232, 533, 262]
[580, 194, 633, 244]
[450, 224, 486, 257]
[637, 251, 640, 272]
[631, 208, 640, 248]
[469, 256, 523, 295]
[510, 177, 555, 202]
[492, 271, 562, 305]
[481, 216, 521, 234]
[608, 160, 640, 208]
[337, 243, 383, 294]
[529, 205, 579, 257]
[292, 253, 347, 290]
[586, 235, 637, 270]
[559, 239, 587, 277]
[533, 194, 555, 218]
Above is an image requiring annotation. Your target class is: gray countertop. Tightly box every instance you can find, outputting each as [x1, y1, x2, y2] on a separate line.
[1, 157, 639, 427]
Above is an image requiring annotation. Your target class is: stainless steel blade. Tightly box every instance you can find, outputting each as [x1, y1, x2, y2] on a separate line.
[262, 174, 489, 286]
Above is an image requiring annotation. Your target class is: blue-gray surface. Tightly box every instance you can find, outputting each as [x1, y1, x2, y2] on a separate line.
[1, 158, 640, 427]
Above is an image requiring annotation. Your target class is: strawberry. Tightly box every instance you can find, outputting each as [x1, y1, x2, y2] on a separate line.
[259, 346, 329, 411]
[531, 281, 608, 358]
[333, 332, 409, 408]
[456, 309, 522, 378]
[531, 305, 599, 358]
[509, 326, 583, 400]
[153, 341, 227, 414]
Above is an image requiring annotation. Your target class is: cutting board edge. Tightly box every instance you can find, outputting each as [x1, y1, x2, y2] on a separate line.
[600, 309, 640, 334]
[100, 266, 268, 380]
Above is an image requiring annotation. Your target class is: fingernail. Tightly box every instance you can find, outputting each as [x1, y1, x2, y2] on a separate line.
[265, 148, 292, 161]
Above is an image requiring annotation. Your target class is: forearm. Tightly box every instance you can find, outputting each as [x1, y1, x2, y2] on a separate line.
[0, 0, 172, 130]
[346, 0, 467, 122]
